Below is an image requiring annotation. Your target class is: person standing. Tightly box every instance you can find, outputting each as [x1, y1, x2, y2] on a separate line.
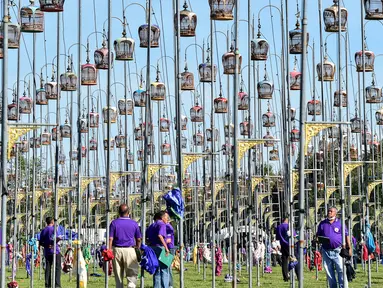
[271, 237, 281, 267]
[39, 217, 62, 288]
[275, 215, 299, 282]
[165, 218, 175, 288]
[146, 211, 171, 288]
[109, 204, 142, 288]
[317, 206, 351, 288]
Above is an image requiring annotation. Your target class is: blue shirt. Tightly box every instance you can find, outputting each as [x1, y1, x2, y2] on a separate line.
[146, 220, 167, 247]
[40, 225, 60, 256]
[317, 218, 348, 250]
[166, 223, 175, 249]
[109, 217, 142, 247]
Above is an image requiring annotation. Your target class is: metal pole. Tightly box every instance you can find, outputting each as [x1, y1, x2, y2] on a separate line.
[232, 1, 240, 287]
[105, 0, 112, 287]
[298, 0, 309, 286]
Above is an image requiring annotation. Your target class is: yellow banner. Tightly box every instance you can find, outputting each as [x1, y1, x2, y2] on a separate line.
[8, 126, 39, 159]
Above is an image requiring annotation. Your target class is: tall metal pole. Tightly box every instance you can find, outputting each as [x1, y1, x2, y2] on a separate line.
[174, 1, 184, 286]
[105, 0, 112, 287]
[140, 1, 151, 287]
[232, 1, 240, 287]
[0, 2, 9, 285]
[298, 0, 309, 286]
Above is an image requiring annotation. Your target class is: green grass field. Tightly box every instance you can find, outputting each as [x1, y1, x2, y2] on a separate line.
[6, 262, 383, 287]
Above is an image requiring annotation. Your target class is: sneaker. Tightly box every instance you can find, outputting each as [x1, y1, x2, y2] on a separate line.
[224, 274, 233, 283]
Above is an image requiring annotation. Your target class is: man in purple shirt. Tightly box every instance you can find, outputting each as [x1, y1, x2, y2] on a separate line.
[146, 211, 171, 288]
[317, 206, 351, 288]
[109, 204, 142, 288]
[275, 215, 299, 282]
[39, 217, 62, 288]
[166, 220, 175, 288]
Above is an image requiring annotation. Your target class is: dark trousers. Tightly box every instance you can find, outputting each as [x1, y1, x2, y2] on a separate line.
[45, 254, 61, 288]
[281, 245, 300, 282]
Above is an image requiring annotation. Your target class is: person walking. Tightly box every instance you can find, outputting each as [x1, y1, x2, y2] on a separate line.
[39, 217, 62, 288]
[317, 206, 351, 288]
[275, 215, 299, 282]
[109, 204, 142, 288]
[146, 211, 171, 288]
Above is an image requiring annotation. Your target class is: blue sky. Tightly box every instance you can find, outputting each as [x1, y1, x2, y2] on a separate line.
[2, 0, 379, 183]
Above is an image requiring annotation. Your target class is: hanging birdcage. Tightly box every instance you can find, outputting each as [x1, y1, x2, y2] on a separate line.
[176, 115, 188, 131]
[127, 150, 134, 164]
[240, 119, 253, 136]
[114, 36, 135, 61]
[366, 81, 383, 103]
[60, 121, 72, 138]
[222, 143, 234, 156]
[150, 81, 166, 101]
[41, 130, 51, 145]
[290, 69, 302, 90]
[269, 147, 279, 161]
[45, 80, 59, 99]
[307, 99, 321, 115]
[20, 1, 44, 33]
[362, 130, 373, 146]
[208, 0, 235, 20]
[237, 91, 249, 110]
[257, 76, 274, 99]
[289, 19, 306, 54]
[19, 94, 33, 114]
[334, 90, 347, 107]
[214, 96, 228, 113]
[104, 138, 115, 150]
[290, 107, 297, 121]
[190, 105, 204, 122]
[89, 110, 99, 128]
[79, 116, 89, 133]
[134, 126, 143, 141]
[147, 142, 155, 157]
[133, 87, 146, 107]
[193, 131, 204, 146]
[160, 117, 170, 132]
[290, 127, 300, 142]
[225, 124, 234, 138]
[178, 2, 197, 36]
[39, 0, 65, 12]
[60, 69, 77, 91]
[262, 110, 276, 127]
[115, 134, 126, 148]
[198, 62, 217, 82]
[376, 107, 383, 125]
[81, 63, 97, 85]
[51, 127, 61, 141]
[222, 47, 242, 75]
[206, 128, 219, 142]
[30, 136, 41, 149]
[161, 142, 171, 156]
[263, 131, 274, 147]
[20, 139, 29, 153]
[328, 127, 340, 139]
[364, 1, 383, 19]
[81, 146, 87, 158]
[140, 123, 153, 137]
[355, 50, 375, 72]
[181, 136, 187, 149]
[36, 86, 48, 105]
[95, 39, 113, 70]
[251, 37, 269, 61]
[323, 1, 348, 32]
[316, 151, 324, 162]
[350, 116, 363, 133]
[7, 102, 17, 121]
[180, 65, 194, 90]
[0, 18, 21, 48]
[317, 56, 336, 81]
[118, 99, 134, 115]
[350, 144, 358, 160]
[307, 144, 314, 157]
[70, 149, 77, 160]
[138, 24, 160, 48]
[58, 153, 66, 165]
[89, 138, 98, 151]
[102, 106, 118, 123]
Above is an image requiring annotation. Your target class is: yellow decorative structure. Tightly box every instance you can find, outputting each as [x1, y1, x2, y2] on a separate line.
[352, 221, 359, 228]
[81, 177, 101, 192]
[110, 171, 131, 187]
[58, 206, 66, 215]
[16, 193, 25, 206]
[90, 201, 100, 210]
[304, 123, 336, 155]
[326, 187, 338, 200]
[367, 180, 383, 199]
[350, 195, 361, 204]
[58, 187, 74, 199]
[343, 162, 364, 185]
[8, 126, 39, 159]
[258, 193, 270, 203]
[183, 153, 207, 172]
[213, 182, 226, 199]
[147, 165, 170, 182]
[317, 198, 325, 208]
[129, 194, 141, 203]
[292, 170, 312, 190]
[251, 177, 263, 190]
[36, 188, 45, 200]
[293, 190, 299, 197]
[42, 208, 50, 216]
[237, 139, 265, 168]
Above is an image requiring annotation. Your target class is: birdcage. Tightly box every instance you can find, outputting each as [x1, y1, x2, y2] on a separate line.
[41, 130, 51, 145]
[89, 138, 98, 151]
[60, 121, 71, 138]
[161, 142, 171, 156]
[181, 68, 194, 90]
[214, 96, 228, 113]
[20, 1, 44, 33]
[262, 111, 276, 127]
[209, 0, 235, 20]
[60, 69, 77, 91]
[290, 69, 302, 90]
[7, 102, 17, 121]
[206, 128, 219, 142]
[178, 2, 197, 36]
[376, 108, 383, 125]
[263, 131, 274, 147]
[225, 124, 234, 138]
[103, 138, 115, 151]
[79, 117, 88, 134]
[150, 81, 166, 101]
[138, 24, 160, 48]
[222, 47, 242, 75]
[39, 0, 65, 12]
[317, 56, 336, 81]
[94, 40, 113, 70]
[323, 1, 348, 32]
[115, 134, 126, 148]
[114, 36, 135, 61]
[133, 88, 146, 107]
[36, 86, 48, 105]
[251, 38, 269, 60]
[160, 117, 170, 132]
[19, 94, 33, 114]
[198, 62, 217, 82]
[366, 82, 382, 103]
[364, 0, 383, 19]
[307, 99, 321, 115]
[89, 110, 99, 128]
[355, 50, 375, 72]
[81, 63, 97, 85]
[290, 127, 300, 142]
[45, 80, 59, 99]
[350, 116, 363, 133]
[193, 131, 204, 146]
[334, 90, 347, 107]
[190, 105, 204, 122]
[240, 119, 253, 136]
[102, 106, 118, 123]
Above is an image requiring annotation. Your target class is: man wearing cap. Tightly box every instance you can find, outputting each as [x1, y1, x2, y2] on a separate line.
[317, 206, 351, 288]
[109, 204, 142, 288]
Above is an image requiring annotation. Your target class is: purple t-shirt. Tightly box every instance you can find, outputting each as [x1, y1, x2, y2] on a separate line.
[146, 220, 167, 247]
[40, 225, 60, 256]
[317, 218, 348, 250]
[276, 223, 289, 248]
[166, 223, 175, 249]
[109, 217, 142, 247]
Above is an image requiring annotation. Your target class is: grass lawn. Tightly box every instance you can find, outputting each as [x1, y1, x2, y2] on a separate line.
[6, 262, 383, 287]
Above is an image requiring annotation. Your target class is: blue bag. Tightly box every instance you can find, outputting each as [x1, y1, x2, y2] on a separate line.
[365, 220, 376, 254]
[140, 244, 159, 275]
